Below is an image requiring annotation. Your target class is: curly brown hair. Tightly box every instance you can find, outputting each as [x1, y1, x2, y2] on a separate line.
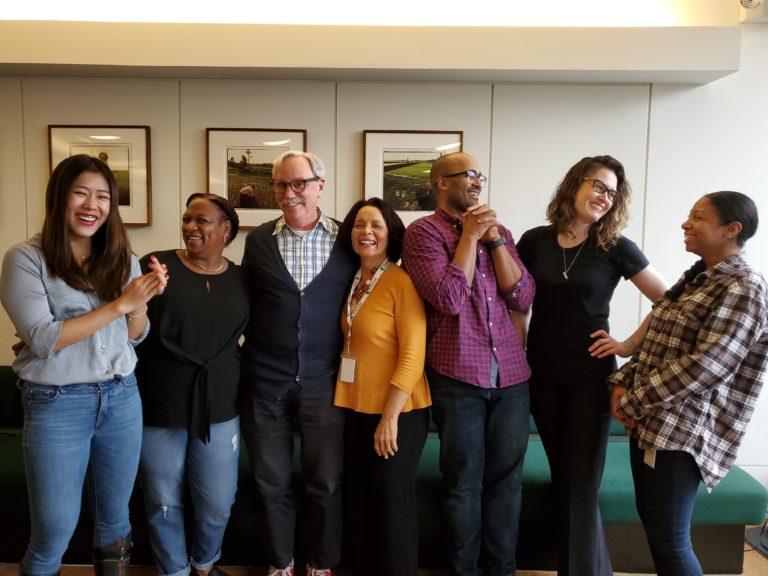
[545, 155, 631, 250]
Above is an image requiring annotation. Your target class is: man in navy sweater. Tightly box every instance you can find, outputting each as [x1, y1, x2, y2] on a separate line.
[240, 151, 356, 576]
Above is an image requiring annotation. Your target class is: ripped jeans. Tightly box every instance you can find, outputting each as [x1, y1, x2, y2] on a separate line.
[139, 417, 240, 576]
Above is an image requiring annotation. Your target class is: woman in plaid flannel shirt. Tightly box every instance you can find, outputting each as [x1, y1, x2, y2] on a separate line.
[609, 191, 768, 576]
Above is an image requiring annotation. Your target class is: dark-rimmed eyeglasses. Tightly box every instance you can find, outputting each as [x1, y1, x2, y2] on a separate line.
[583, 178, 618, 202]
[272, 176, 321, 194]
[443, 170, 488, 185]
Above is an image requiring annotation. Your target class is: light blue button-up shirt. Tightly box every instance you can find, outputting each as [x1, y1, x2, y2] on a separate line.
[0, 236, 148, 385]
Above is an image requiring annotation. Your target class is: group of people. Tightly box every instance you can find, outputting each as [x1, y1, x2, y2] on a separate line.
[0, 148, 766, 576]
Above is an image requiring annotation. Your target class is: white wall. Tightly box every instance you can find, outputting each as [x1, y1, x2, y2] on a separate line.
[0, 24, 767, 487]
[0, 78, 26, 360]
[20, 78, 181, 258]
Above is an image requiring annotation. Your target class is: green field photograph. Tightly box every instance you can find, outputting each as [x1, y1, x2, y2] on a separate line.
[381, 150, 439, 211]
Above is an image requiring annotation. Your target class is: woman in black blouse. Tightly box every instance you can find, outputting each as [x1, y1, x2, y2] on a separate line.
[135, 193, 249, 576]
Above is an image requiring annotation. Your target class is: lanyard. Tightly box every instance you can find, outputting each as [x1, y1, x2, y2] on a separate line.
[345, 260, 390, 353]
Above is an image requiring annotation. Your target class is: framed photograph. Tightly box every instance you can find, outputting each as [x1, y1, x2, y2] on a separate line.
[363, 130, 463, 225]
[206, 128, 307, 229]
[48, 125, 152, 227]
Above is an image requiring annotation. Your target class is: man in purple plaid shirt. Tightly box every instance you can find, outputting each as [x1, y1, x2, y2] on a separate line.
[402, 152, 535, 576]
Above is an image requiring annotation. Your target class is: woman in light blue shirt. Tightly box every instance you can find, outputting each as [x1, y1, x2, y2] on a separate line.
[0, 154, 167, 576]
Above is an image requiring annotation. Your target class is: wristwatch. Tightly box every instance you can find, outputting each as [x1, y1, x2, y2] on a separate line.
[485, 237, 507, 251]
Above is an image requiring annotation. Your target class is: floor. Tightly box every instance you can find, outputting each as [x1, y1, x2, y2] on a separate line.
[1, 538, 766, 576]
[2, 547, 767, 576]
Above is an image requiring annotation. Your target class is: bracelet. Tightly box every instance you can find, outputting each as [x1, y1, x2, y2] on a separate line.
[623, 337, 637, 356]
[486, 237, 507, 251]
[127, 306, 148, 319]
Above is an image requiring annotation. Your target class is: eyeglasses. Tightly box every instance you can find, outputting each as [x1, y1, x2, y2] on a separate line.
[583, 178, 618, 202]
[443, 170, 488, 185]
[272, 176, 321, 194]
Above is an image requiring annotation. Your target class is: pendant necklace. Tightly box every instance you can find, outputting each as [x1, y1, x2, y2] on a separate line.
[561, 240, 586, 280]
[185, 250, 225, 273]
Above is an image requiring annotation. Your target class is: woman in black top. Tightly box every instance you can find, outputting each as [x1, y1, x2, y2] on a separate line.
[135, 193, 249, 576]
[515, 155, 667, 576]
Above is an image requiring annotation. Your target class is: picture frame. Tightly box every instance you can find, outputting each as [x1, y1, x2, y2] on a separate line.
[363, 130, 463, 225]
[48, 125, 152, 227]
[206, 128, 307, 229]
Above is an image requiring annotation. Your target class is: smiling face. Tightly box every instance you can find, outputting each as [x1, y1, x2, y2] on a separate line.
[66, 170, 111, 241]
[274, 155, 325, 230]
[572, 166, 617, 227]
[351, 205, 389, 267]
[435, 153, 483, 216]
[681, 196, 741, 267]
[181, 198, 231, 259]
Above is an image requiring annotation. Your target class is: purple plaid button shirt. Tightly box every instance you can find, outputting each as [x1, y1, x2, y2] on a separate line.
[402, 208, 534, 388]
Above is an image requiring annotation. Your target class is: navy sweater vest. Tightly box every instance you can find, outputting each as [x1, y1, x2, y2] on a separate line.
[240, 219, 356, 397]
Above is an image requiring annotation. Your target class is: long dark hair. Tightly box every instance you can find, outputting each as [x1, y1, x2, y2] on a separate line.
[546, 155, 631, 250]
[339, 197, 405, 262]
[41, 154, 132, 301]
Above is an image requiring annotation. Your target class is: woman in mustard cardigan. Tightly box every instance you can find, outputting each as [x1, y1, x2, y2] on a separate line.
[335, 197, 431, 576]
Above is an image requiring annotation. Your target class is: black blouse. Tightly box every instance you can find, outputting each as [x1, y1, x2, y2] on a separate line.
[135, 249, 249, 441]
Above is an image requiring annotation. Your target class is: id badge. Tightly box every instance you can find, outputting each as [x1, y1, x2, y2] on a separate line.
[339, 354, 357, 384]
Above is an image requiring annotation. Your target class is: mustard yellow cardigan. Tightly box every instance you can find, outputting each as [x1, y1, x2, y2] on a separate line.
[334, 264, 431, 414]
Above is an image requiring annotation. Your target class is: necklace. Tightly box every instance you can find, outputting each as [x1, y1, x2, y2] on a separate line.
[185, 250, 225, 273]
[561, 240, 586, 280]
[350, 266, 379, 305]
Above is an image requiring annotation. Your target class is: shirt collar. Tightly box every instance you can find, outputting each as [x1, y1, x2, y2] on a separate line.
[434, 207, 463, 234]
[705, 252, 748, 278]
[273, 210, 334, 236]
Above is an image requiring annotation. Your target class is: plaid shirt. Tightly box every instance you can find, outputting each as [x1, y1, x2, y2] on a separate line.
[609, 253, 768, 489]
[273, 212, 338, 290]
[402, 208, 534, 388]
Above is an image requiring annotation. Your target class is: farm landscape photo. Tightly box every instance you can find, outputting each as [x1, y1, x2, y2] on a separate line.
[381, 150, 438, 211]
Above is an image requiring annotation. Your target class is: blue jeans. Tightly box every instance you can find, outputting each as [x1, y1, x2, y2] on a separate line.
[428, 368, 530, 576]
[20, 374, 142, 576]
[629, 439, 704, 576]
[140, 418, 240, 576]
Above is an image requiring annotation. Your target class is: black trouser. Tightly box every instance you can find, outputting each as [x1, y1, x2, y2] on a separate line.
[240, 382, 345, 569]
[343, 408, 429, 576]
[529, 352, 614, 576]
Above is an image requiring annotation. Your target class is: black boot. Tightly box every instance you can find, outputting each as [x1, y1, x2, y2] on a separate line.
[93, 532, 132, 576]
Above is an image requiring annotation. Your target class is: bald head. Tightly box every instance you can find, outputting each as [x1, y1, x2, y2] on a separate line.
[430, 152, 478, 187]
[429, 152, 484, 215]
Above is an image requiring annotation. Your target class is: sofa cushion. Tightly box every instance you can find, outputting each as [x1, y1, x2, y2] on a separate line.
[0, 365, 22, 429]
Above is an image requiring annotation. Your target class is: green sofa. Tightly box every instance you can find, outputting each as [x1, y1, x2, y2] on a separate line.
[1, 365, 766, 573]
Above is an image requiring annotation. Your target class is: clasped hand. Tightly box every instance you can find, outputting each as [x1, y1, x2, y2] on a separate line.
[461, 204, 500, 242]
[119, 255, 169, 316]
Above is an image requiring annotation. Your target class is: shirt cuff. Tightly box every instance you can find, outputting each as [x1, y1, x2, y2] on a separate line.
[618, 392, 641, 420]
